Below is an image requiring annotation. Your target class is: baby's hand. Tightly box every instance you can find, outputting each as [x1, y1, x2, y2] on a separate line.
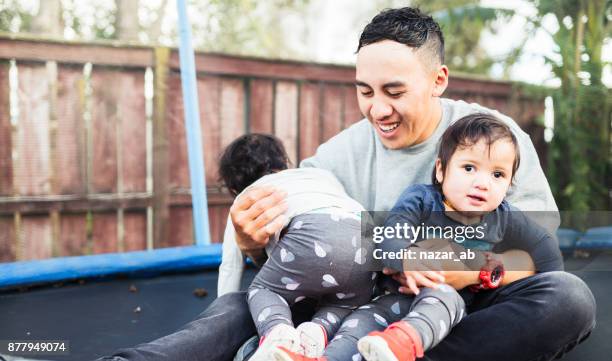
[383, 268, 445, 295]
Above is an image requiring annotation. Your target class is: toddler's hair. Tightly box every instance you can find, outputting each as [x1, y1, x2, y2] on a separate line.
[219, 134, 289, 196]
[432, 113, 521, 188]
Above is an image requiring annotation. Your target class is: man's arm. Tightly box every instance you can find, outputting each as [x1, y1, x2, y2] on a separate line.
[391, 248, 536, 292]
[229, 186, 288, 267]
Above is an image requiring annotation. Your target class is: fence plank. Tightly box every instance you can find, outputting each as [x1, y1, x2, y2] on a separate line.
[0, 216, 16, 262]
[198, 76, 221, 185]
[20, 215, 52, 260]
[153, 47, 171, 248]
[274, 82, 298, 164]
[57, 213, 88, 256]
[90, 69, 119, 193]
[343, 85, 362, 128]
[0, 62, 12, 196]
[124, 211, 146, 251]
[15, 63, 51, 196]
[220, 78, 246, 148]
[166, 207, 193, 248]
[92, 212, 118, 254]
[208, 206, 222, 244]
[55, 66, 86, 194]
[321, 84, 343, 142]
[166, 73, 189, 189]
[119, 71, 147, 192]
[298, 82, 321, 161]
[249, 79, 274, 133]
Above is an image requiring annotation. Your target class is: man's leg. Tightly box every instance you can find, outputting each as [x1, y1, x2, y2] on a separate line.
[96, 292, 256, 361]
[423, 272, 596, 361]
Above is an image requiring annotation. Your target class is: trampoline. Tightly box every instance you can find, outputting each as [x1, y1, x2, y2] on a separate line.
[0, 2, 610, 361]
[1, 255, 611, 361]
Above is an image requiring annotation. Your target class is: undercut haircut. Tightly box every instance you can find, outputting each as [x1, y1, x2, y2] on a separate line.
[358, 7, 445, 66]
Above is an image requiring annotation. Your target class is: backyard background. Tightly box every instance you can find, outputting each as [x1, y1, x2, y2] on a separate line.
[0, 0, 610, 261]
[0, 1, 610, 360]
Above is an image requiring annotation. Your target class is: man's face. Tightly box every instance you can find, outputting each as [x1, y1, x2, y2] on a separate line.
[355, 40, 447, 149]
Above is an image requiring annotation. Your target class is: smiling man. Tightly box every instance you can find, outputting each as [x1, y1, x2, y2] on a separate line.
[229, 7, 595, 361]
[98, 7, 595, 361]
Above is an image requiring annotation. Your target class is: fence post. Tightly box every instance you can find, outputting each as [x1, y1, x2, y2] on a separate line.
[153, 47, 170, 249]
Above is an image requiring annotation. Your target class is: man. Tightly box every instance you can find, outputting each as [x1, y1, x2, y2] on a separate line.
[99, 7, 595, 361]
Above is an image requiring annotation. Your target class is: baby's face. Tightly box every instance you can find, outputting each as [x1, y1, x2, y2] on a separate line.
[436, 139, 515, 215]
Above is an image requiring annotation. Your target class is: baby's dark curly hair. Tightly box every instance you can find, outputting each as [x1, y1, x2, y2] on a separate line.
[218, 133, 289, 196]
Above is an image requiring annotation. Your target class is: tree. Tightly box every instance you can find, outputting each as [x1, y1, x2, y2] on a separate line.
[31, 0, 63, 37]
[374, 0, 517, 76]
[535, 0, 611, 212]
[115, 0, 140, 42]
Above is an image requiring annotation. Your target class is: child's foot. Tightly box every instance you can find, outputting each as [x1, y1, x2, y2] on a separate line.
[272, 346, 328, 361]
[250, 324, 301, 361]
[357, 321, 424, 361]
[296, 322, 327, 357]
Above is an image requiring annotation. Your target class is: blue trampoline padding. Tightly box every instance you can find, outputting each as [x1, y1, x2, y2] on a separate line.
[0, 244, 222, 289]
[575, 226, 612, 249]
[556, 228, 582, 250]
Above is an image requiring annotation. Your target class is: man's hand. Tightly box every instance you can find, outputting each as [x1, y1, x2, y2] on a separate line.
[230, 186, 288, 262]
[383, 267, 445, 295]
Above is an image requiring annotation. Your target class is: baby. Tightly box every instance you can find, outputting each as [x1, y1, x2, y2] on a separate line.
[217, 134, 377, 360]
[273, 113, 562, 361]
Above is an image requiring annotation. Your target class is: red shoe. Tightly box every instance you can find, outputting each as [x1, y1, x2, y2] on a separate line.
[271, 346, 328, 361]
[357, 321, 424, 361]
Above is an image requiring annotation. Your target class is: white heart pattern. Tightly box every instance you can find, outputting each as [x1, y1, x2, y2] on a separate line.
[280, 248, 295, 263]
[330, 212, 341, 221]
[336, 292, 355, 300]
[391, 302, 401, 315]
[314, 242, 327, 257]
[421, 297, 440, 305]
[293, 221, 303, 229]
[344, 318, 359, 328]
[373, 313, 388, 327]
[354, 248, 366, 264]
[281, 277, 300, 290]
[327, 312, 338, 324]
[352, 354, 362, 361]
[248, 289, 259, 300]
[257, 308, 271, 322]
[321, 274, 339, 288]
[439, 320, 448, 338]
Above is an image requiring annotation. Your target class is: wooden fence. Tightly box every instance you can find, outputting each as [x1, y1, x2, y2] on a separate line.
[0, 36, 546, 262]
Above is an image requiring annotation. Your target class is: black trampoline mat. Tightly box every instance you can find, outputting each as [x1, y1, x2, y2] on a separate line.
[0, 256, 610, 361]
[0, 270, 257, 361]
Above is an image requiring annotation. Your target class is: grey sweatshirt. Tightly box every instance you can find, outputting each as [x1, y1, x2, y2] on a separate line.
[218, 97, 559, 295]
[300, 98, 559, 215]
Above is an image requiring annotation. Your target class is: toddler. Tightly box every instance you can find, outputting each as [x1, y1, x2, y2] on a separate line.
[273, 113, 562, 361]
[217, 134, 377, 361]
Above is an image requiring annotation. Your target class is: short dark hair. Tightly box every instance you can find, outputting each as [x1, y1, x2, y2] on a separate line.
[432, 113, 521, 189]
[358, 7, 445, 65]
[218, 134, 289, 196]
